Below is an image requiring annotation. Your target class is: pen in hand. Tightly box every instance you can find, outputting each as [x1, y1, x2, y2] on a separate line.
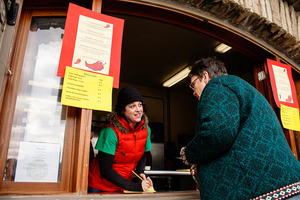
[132, 170, 144, 181]
[132, 170, 152, 191]
[132, 170, 155, 192]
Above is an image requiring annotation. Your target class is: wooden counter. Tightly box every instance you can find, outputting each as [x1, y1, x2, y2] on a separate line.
[0, 190, 200, 199]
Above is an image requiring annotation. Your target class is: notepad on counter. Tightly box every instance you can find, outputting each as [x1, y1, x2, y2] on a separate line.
[123, 186, 156, 193]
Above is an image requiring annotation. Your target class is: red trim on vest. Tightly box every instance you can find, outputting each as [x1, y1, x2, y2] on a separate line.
[88, 118, 148, 192]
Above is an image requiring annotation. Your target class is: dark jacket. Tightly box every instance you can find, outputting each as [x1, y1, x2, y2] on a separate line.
[185, 75, 300, 200]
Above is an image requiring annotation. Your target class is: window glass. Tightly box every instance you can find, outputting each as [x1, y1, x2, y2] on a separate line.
[3, 17, 66, 182]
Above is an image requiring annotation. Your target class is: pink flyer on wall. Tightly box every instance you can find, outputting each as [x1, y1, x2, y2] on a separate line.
[267, 58, 299, 109]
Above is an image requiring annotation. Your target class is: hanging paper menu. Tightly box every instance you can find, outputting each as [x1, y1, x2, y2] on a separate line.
[57, 3, 124, 88]
[266, 59, 299, 109]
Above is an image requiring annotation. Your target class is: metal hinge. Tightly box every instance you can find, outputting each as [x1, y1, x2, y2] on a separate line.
[0, 58, 12, 76]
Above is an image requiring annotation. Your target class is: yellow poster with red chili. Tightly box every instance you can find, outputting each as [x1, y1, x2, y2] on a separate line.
[61, 66, 113, 111]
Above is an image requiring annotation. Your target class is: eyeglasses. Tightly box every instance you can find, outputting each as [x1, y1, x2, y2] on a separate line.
[189, 77, 199, 90]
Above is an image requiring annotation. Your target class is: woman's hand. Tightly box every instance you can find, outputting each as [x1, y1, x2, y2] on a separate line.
[140, 173, 152, 191]
[141, 173, 153, 186]
[141, 180, 150, 191]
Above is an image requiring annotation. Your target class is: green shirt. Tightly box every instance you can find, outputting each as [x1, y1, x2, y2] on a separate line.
[95, 126, 152, 155]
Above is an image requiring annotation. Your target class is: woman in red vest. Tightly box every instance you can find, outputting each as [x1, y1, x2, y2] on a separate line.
[88, 86, 153, 193]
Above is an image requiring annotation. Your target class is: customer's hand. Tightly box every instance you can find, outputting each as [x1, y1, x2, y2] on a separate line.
[180, 147, 185, 157]
[180, 147, 192, 166]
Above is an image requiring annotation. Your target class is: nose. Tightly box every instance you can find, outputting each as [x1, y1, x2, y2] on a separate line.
[193, 90, 197, 97]
[136, 105, 143, 112]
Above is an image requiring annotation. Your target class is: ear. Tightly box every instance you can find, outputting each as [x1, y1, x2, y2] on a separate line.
[203, 71, 210, 84]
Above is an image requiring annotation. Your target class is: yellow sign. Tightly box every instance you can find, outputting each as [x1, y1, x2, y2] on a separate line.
[61, 66, 113, 111]
[280, 104, 300, 131]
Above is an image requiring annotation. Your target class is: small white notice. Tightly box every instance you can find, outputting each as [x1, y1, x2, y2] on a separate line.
[15, 141, 61, 182]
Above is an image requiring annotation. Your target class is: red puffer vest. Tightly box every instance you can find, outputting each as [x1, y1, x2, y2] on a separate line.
[88, 113, 148, 192]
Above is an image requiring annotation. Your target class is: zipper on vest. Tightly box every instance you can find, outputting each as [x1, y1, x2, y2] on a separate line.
[134, 132, 136, 141]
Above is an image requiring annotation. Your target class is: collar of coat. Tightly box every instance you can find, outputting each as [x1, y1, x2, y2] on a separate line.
[105, 112, 149, 133]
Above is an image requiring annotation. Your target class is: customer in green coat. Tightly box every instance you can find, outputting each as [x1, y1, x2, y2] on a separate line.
[180, 56, 300, 200]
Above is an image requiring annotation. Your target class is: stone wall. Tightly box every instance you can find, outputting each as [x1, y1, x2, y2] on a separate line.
[168, 0, 300, 65]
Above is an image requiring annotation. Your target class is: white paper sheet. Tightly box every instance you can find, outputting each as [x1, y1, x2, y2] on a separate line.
[15, 141, 61, 182]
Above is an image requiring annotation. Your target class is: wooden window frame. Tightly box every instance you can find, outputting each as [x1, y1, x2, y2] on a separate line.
[1, 0, 299, 195]
[0, 9, 92, 195]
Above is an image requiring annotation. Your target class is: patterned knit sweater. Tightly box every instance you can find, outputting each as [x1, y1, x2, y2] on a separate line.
[185, 75, 300, 200]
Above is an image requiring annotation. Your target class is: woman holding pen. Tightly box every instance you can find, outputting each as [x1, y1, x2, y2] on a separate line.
[88, 86, 153, 193]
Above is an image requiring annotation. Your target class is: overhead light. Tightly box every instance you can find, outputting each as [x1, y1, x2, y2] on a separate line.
[163, 65, 191, 87]
[214, 43, 231, 53]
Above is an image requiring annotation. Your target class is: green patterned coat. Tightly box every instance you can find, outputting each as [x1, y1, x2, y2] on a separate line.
[185, 75, 300, 200]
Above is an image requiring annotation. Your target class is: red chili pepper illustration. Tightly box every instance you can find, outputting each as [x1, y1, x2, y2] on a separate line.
[286, 95, 292, 103]
[74, 58, 81, 64]
[104, 24, 110, 28]
[85, 61, 105, 71]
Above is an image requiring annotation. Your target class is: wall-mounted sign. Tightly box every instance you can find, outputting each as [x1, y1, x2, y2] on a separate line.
[61, 66, 113, 111]
[57, 3, 124, 88]
[267, 59, 299, 109]
[280, 104, 300, 131]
